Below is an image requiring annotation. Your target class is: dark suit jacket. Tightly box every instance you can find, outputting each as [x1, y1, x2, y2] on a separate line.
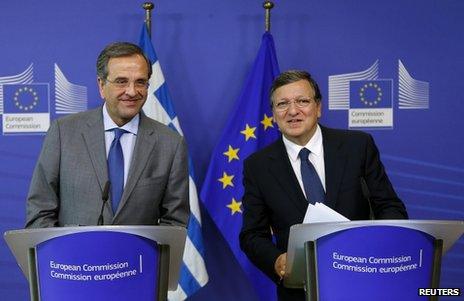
[26, 107, 189, 228]
[239, 125, 407, 300]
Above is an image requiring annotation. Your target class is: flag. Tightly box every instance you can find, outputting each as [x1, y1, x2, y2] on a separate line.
[139, 25, 209, 300]
[200, 32, 280, 301]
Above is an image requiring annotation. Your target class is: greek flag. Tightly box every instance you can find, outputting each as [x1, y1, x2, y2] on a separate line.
[139, 25, 209, 300]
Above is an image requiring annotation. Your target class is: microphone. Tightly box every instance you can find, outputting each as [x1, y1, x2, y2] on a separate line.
[360, 177, 374, 220]
[97, 181, 110, 225]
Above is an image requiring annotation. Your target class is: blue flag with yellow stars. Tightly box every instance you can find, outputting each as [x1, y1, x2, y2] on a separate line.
[200, 32, 280, 301]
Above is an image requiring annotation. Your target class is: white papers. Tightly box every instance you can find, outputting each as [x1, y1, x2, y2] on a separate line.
[303, 202, 350, 223]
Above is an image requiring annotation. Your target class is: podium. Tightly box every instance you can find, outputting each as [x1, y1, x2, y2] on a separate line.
[4, 225, 186, 301]
[284, 220, 464, 301]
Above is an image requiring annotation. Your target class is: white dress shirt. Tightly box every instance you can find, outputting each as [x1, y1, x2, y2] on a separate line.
[102, 103, 139, 186]
[282, 124, 326, 200]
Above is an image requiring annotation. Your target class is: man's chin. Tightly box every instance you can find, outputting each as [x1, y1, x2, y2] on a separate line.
[119, 109, 142, 121]
[283, 128, 304, 137]
[121, 103, 142, 112]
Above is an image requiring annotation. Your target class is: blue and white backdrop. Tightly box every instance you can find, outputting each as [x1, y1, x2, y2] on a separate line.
[0, 1, 463, 300]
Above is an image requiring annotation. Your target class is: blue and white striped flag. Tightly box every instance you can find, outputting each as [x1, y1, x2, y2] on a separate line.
[139, 24, 209, 300]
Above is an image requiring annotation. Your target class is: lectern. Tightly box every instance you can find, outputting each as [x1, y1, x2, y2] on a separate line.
[284, 220, 464, 301]
[4, 226, 186, 301]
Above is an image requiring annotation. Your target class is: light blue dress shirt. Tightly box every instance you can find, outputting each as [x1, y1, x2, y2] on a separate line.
[102, 103, 139, 187]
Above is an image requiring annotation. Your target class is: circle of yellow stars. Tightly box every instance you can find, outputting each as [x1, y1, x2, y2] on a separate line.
[14, 87, 39, 111]
[359, 82, 382, 106]
[218, 113, 275, 215]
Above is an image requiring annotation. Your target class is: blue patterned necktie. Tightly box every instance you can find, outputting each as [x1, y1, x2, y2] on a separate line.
[108, 128, 127, 213]
[299, 148, 326, 204]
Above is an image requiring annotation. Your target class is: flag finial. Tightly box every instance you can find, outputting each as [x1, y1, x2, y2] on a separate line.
[263, 1, 274, 32]
[142, 2, 155, 37]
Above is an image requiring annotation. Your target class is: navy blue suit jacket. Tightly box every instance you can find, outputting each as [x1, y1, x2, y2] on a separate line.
[239, 125, 408, 300]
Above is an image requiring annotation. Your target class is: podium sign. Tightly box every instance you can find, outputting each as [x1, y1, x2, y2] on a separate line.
[36, 231, 159, 301]
[316, 226, 435, 301]
[4, 226, 187, 301]
[285, 220, 464, 301]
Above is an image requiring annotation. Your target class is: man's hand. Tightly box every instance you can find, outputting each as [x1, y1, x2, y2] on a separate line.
[274, 252, 287, 279]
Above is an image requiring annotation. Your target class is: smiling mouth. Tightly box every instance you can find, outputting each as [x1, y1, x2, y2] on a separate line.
[120, 98, 140, 103]
[120, 99, 140, 108]
[287, 119, 302, 123]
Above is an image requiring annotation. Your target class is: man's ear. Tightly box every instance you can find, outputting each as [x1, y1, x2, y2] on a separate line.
[97, 77, 105, 99]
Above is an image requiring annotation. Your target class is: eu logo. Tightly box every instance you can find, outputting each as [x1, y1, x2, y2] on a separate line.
[2, 84, 50, 134]
[349, 80, 392, 109]
[348, 80, 393, 128]
[3, 84, 49, 113]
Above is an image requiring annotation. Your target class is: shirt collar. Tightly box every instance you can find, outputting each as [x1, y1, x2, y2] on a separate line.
[102, 102, 139, 135]
[283, 124, 323, 162]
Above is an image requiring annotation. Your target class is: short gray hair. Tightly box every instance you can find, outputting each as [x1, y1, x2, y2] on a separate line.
[96, 42, 152, 80]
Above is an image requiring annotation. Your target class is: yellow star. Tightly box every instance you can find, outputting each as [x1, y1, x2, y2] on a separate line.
[223, 145, 240, 162]
[260, 114, 274, 130]
[218, 172, 234, 189]
[240, 124, 257, 141]
[227, 198, 242, 215]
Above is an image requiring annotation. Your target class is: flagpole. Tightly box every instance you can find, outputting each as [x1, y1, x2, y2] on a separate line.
[142, 2, 154, 38]
[263, 1, 274, 32]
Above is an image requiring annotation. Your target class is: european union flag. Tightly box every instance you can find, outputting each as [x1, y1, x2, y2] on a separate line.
[3, 84, 49, 113]
[201, 32, 280, 301]
[349, 80, 393, 109]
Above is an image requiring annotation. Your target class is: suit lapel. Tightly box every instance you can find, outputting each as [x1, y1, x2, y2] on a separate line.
[322, 126, 346, 209]
[81, 108, 113, 220]
[115, 113, 157, 217]
[81, 107, 109, 194]
[267, 138, 308, 213]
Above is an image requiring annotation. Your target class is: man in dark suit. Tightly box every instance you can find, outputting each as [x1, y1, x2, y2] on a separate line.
[239, 70, 407, 300]
[26, 42, 189, 228]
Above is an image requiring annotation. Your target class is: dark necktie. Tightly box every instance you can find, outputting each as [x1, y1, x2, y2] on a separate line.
[299, 148, 326, 204]
[108, 128, 127, 213]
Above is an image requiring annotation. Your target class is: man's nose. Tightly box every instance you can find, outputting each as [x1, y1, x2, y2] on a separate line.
[287, 101, 299, 114]
[124, 82, 137, 97]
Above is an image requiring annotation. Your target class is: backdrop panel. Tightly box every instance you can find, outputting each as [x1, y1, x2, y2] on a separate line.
[0, 1, 462, 300]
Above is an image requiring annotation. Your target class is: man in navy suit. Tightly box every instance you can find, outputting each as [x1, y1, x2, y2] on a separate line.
[239, 70, 407, 301]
